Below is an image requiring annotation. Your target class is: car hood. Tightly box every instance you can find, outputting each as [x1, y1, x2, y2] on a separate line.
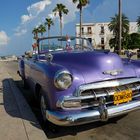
[52, 51, 137, 83]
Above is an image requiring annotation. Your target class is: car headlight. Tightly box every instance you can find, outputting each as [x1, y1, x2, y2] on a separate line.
[54, 71, 73, 90]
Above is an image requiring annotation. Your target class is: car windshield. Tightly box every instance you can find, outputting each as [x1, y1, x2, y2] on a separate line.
[38, 36, 93, 53]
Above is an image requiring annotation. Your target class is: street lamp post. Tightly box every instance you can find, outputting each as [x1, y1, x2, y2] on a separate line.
[118, 0, 122, 55]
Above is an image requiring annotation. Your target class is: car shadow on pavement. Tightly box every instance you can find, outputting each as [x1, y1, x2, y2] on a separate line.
[43, 115, 126, 139]
[3, 78, 127, 139]
[2, 79, 42, 130]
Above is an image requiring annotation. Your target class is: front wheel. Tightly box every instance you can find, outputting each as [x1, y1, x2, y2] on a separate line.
[40, 93, 47, 122]
[39, 92, 59, 132]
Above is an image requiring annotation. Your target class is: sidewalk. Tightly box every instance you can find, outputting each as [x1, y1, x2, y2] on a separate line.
[0, 63, 46, 140]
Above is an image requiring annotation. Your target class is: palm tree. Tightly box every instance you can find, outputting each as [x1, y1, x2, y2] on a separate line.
[32, 27, 39, 40]
[37, 24, 46, 51]
[108, 14, 129, 52]
[38, 24, 46, 37]
[137, 16, 140, 27]
[32, 27, 39, 51]
[45, 17, 54, 38]
[72, 0, 89, 38]
[45, 18, 54, 50]
[53, 3, 69, 36]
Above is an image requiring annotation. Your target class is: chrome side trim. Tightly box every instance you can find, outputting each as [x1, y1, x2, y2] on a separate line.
[76, 78, 140, 96]
[46, 100, 140, 126]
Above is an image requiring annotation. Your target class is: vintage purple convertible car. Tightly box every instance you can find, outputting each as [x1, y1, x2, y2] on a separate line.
[18, 36, 140, 126]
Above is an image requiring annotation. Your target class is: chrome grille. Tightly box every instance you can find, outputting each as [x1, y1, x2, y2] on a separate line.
[58, 78, 140, 110]
[80, 81, 140, 107]
[81, 82, 140, 97]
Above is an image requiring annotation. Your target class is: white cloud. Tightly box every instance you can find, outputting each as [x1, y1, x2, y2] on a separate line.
[0, 31, 10, 46]
[21, 0, 77, 24]
[27, 0, 51, 16]
[15, 29, 27, 36]
[48, 13, 55, 19]
[21, 14, 33, 24]
[20, 0, 52, 25]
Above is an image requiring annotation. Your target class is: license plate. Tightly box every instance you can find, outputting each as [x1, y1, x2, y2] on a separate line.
[114, 89, 132, 105]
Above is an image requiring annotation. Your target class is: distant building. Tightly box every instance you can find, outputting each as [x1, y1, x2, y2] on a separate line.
[76, 22, 139, 50]
[0, 55, 17, 61]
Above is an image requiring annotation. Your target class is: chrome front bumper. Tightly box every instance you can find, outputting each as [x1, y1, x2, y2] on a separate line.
[46, 100, 140, 126]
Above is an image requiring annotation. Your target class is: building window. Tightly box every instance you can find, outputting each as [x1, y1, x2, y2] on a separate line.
[101, 26, 104, 34]
[87, 27, 92, 34]
[82, 27, 84, 34]
[88, 38, 92, 43]
[101, 38, 104, 45]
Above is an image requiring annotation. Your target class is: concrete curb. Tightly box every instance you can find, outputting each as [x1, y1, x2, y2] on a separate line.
[9, 79, 47, 140]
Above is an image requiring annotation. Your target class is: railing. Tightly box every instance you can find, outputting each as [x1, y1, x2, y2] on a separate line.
[76, 32, 93, 36]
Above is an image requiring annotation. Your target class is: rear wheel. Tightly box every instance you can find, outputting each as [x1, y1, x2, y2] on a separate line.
[23, 78, 28, 89]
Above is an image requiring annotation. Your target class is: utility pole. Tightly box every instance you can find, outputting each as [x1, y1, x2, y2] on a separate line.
[118, 0, 122, 55]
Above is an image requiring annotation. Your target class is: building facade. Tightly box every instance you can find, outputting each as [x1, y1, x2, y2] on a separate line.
[76, 22, 139, 50]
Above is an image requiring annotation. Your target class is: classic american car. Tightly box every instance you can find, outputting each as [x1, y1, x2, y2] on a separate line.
[18, 36, 140, 126]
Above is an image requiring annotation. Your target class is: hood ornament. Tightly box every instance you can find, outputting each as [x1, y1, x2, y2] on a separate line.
[103, 69, 123, 76]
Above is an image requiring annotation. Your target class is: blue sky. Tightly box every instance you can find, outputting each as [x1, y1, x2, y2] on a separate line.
[0, 0, 140, 56]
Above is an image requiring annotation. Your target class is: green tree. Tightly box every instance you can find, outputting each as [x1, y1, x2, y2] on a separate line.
[53, 4, 69, 36]
[137, 16, 140, 33]
[109, 38, 116, 49]
[45, 17, 54, 38]
[72, 0, 89, 37]
[38, 24, 46, 37]
[126, 33, 140, 49]
[108, 14, 129, 52]
[137, 16, 140, 27]
[32, 27, 39, 40]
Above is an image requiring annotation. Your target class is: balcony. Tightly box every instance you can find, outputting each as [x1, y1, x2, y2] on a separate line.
[76, 32, 93, 36]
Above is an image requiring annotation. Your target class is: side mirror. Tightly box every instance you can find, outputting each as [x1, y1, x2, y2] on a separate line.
[25, 51, 33, 58]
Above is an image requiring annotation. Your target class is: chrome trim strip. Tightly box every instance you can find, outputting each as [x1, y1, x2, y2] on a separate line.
[133, 94, 140, 98]
[76, 78, 140, 96]
[46, 100, 140, 126]
[56, 96, 97, 110]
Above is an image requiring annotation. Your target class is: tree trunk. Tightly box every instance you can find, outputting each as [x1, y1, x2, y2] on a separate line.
[60, 16, 62, 37]
[41, 33, 43, 38]
[48, 27, 50, 50]
[41, 33, 43, 51]
[48, 27, 50, 38]
[60, 16, 63, 48]
[79, 6, 82, 38]
[35, 33, 38, 40]
[118, 0, 122, 55]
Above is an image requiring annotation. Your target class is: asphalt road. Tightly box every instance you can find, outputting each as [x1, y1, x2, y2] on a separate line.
[3, 61, 140, 140]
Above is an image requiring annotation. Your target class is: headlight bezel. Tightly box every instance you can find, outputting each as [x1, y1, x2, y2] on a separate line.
[54, 70, 73, 90]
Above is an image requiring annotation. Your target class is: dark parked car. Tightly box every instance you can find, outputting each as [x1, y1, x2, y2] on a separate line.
[18, 36, 140, 126]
